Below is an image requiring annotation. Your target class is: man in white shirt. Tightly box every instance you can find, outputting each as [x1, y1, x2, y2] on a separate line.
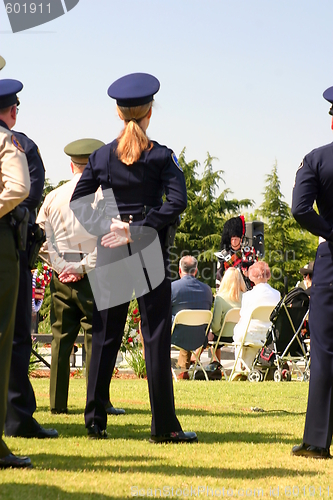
[233, 261, 280, 377]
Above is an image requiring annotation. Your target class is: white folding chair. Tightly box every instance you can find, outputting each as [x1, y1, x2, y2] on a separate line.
[229, 305, 275, 381]
[171, 309, 213, 382]
[208, 307, 241, 380]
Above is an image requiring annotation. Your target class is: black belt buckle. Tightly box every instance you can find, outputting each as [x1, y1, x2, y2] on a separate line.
[120, 214, 133, 224]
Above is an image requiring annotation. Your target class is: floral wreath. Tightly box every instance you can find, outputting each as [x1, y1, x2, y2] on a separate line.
[32, 263, 52, 312]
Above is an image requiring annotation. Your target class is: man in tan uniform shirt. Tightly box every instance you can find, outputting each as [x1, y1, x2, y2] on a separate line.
[0, 76, 32, 468]
[37, 139, 103, 414]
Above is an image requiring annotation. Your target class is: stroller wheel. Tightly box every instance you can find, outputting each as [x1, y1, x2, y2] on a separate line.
[282, 369, 291, 381]
[303, 369, 310, 382]
[273, 369, 282, 382]
[248, 369, 263, 383]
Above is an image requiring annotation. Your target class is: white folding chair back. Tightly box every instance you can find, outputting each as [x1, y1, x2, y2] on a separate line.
[209, 308, 241, 372]
[171, 309, 213, 331]
[229, 304, 275, 381]
[171, 309, 213, 382]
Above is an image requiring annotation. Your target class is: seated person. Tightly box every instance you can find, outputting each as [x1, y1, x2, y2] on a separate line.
[209, 267, 246, 361]
[297, 261, 314, 295]
[232, 261, 281, 377]
[171, 256, 212, 379]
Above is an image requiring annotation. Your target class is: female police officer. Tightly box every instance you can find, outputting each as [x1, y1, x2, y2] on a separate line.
[70, 73, 197, 443]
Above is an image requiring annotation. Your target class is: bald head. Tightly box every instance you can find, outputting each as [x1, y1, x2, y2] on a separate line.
[179, 255, 198, 277]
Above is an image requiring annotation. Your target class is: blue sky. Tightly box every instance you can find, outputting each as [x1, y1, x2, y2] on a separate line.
[0, 0, 332, 208]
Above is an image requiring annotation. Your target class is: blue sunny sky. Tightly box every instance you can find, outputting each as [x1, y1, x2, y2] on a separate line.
[0, 0, 332, 209]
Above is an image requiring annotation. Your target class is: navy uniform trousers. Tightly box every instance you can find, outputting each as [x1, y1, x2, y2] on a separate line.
[303, 241, 333, 449]
[4, 249, 37, 436]
[0, 220, 19, 456]
[85, 273, 182, 436]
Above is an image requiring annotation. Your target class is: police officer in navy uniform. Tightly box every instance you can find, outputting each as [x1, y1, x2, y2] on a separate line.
[0, 77, 32, 468]
[70, 73, 197, 443]
[291, 85, 333, 459]
[4, 110, 59, 438]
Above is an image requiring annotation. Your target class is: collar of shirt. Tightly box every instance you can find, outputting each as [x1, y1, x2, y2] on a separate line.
[0, 119, 9, 130]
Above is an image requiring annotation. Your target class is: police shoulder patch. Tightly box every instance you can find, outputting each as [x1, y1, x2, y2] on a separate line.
[11, 134, 25, 153]
[171, 152, 182, 171]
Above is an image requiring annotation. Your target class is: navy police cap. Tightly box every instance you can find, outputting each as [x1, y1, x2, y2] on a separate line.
[323, 86, 333, 116]
[0, 79, 23, 109]
[108, 73, 160, 107]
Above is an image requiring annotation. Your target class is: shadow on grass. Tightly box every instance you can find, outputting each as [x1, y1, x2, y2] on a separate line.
[0, 484, 114, 499]
[38, 421, 297, 444]
[27, 453, 318, 479]
[37, 405, 304, 419]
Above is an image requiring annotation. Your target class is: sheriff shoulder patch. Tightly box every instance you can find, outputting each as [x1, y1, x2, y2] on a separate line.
[171, 152, 182, 171]
[11, 135, 25, 153]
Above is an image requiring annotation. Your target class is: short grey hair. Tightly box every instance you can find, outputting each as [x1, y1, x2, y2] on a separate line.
[179, 255, 198, 275]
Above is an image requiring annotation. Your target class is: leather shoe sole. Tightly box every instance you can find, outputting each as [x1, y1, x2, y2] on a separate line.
[87, 424, 108, 439]
[106, 405, 125, 415]
[149, 431, 198, 444]
[291, 443, 331, 459]
[0, 453, 32, 469]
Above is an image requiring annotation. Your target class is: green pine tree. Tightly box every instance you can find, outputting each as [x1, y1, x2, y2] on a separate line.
[258, 162, 317, 293]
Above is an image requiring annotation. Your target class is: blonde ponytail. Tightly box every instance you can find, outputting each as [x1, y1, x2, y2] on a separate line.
[116, 103, 152, 165]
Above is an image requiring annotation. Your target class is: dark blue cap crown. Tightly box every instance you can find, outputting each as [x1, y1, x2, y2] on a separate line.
[108, 73, 160, 107]
[323, 86, 333, 116]
[0, 79, 23, 109]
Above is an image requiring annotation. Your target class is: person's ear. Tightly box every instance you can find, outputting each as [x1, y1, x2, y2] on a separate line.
[70, 162, 74, 174]
[10, 106, 16, 120]
[147, 107, 152, 119]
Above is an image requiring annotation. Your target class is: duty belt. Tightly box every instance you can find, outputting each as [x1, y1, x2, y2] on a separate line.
[59, 252, 88, 262]
[119, 206, 156, 223]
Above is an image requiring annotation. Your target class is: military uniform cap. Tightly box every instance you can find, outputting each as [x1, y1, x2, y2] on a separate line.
[108, 73, 160, 107]
[64, 138, 105, 165]
[323, 86, 333, 116]
[0, 56, 6, 71]
[0, 79, 23, 109]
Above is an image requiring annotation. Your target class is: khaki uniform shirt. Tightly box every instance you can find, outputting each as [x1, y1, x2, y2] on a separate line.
[0, 125, 30, 217]
[36, 173, 97, 274]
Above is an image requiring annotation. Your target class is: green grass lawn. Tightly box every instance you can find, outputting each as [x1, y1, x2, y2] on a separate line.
[0, 378, 332, 499]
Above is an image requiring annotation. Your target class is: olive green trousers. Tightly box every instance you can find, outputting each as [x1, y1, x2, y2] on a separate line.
[50, 273, 93, 412]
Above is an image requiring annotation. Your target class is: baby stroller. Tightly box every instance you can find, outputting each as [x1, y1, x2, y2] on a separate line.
[248, 287, 310, 382]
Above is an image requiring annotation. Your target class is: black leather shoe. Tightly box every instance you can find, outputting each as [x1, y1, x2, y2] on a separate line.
[12, 424, 58, 439]
[51, 408, 68, 414]
[291, 443, 331, 459]
[149, 431, 198, 444]
[87, 424, 108, 439]
[0, 453, 32, 469]
[105, 404, 125, 415]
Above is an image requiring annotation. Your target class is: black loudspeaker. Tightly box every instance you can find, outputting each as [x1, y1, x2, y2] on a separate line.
[244, 221, 265, 258]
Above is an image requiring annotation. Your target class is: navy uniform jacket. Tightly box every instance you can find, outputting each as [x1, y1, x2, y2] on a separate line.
[291, 142, 333, 240]
[12, 130, 45, 223]
[70, 139, 187, 246]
